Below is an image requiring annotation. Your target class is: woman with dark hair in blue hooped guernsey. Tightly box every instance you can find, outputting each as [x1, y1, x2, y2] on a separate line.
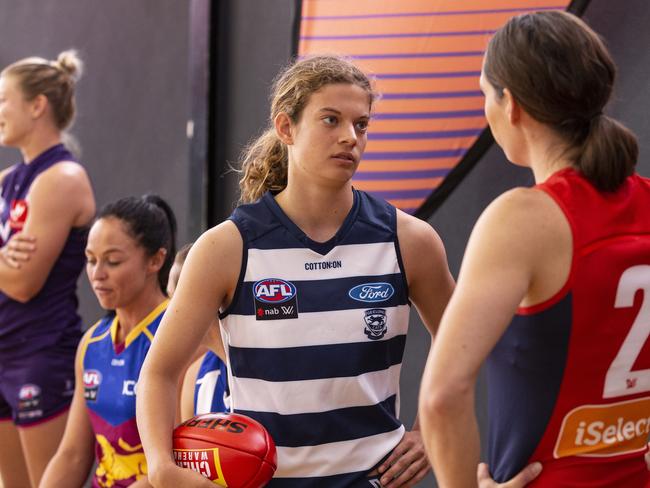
[0, 50, 95, 488]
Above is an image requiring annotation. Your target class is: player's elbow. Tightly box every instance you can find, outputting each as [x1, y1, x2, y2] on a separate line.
[7, 279, 44, 303]
[419, 378, 473, 424]
[5, 282, 39, 303]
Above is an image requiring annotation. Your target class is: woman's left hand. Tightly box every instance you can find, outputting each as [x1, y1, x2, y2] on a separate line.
[0, 232, 36, 269]
[377, 430, 430, 487]
[477, 462, 542, 488]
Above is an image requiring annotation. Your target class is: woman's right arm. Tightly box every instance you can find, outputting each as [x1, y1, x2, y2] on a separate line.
[39, 330, 96, 487]
[137, 221, 242, 488]
[179, 356, 203, 422]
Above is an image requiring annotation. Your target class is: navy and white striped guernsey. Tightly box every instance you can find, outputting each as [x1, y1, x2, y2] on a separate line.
[220, 189, 410, 487]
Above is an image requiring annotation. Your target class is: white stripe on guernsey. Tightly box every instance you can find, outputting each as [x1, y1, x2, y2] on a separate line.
[232, 364, 402, 414]
[243, 242, 399, 282]
[274, 425, 405, 478]
[225, 305, 409, 349]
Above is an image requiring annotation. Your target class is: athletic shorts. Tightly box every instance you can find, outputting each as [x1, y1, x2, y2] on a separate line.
[0, 336, 77, 426]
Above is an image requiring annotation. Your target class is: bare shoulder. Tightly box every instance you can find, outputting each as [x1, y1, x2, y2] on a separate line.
[395, 209, 452, 290]
[31, 161, 92, 194]
[396, 209, 446, 262]
[183, 220, 243, 299]
[28, 161, 95, 226]
[191, 220, 243, 263]
[476, 186, 568, 242]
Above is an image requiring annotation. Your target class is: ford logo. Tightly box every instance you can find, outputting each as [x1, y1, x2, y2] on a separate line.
[349, 283, 394, 303]
[254, 278, 297, 303]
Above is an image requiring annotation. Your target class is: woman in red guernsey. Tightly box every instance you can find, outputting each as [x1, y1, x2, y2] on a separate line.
[420, 11, 650, 488]
[0, 51, 95, 487]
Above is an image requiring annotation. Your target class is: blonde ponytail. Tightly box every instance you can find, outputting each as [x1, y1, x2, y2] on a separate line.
[239, 129, 288, 204]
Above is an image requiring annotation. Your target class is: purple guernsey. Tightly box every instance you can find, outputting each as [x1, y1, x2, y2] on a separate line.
[0, 144, 86, 359]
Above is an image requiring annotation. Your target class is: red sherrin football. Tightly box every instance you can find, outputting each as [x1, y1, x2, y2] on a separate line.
[173, 413, 277, 487]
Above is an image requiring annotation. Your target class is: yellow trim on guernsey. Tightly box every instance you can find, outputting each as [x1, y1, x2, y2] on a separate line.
[110, 299, 169, 349]
[77, 319, 110, 371]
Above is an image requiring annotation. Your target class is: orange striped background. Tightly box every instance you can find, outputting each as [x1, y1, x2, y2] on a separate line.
[299, 0, 571, 212]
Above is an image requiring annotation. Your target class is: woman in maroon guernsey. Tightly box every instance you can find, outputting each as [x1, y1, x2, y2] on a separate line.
[0, 51, 95, 487]
[420, 11, 650, 488]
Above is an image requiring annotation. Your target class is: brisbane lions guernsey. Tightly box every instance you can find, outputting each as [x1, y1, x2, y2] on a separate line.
[80, 300, 168, 488]
[220, 190, 410, 487]
[487, 169, 650, 487]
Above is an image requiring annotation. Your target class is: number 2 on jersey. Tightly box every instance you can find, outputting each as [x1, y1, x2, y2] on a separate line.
[604, 265, 650, 398]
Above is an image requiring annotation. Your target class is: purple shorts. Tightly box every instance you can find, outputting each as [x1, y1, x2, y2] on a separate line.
[0, 337, 77, 426]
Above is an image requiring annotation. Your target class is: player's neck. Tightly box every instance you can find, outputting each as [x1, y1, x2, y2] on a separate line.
[114, 287, 167, 341]
[275, 183, 354, 243]
[521, 123, 573, 184]
[19, 128, 62, 163]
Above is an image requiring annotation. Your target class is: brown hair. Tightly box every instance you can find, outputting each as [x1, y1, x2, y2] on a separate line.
[484, 11, 637, 192]
[2, 50, 83, 131]
[238, 55, 377, 203]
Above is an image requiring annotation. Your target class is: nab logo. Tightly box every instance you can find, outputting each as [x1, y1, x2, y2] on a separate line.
[254, 279, 296, 303]
[349, 283, 395, 303]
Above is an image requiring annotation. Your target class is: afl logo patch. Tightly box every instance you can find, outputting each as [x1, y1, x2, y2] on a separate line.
[349, 283, 394, 303]
[363, 309, 388, 340]
[253, 278, 299, 320]
[19, 384, 41, 400]
[254, 279, 296, 303]
[83, 369, 102, 402]
[18, 383, 41, 414]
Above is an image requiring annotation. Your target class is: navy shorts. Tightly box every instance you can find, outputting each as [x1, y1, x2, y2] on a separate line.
[0, 338, 77, 426]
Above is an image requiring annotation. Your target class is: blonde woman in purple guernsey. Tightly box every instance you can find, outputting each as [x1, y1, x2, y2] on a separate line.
[0, 51, 95, 488]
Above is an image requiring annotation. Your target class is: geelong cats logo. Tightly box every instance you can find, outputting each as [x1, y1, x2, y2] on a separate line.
[363, 309, 388, 340]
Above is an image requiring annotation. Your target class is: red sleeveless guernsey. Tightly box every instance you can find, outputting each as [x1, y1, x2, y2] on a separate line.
[487, 169, 650, 487]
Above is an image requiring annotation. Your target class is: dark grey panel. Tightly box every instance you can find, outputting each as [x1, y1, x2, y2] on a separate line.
[211, 0, 297, 222]
[0, 0, 192, 325]
[584, 0, 650, 179]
